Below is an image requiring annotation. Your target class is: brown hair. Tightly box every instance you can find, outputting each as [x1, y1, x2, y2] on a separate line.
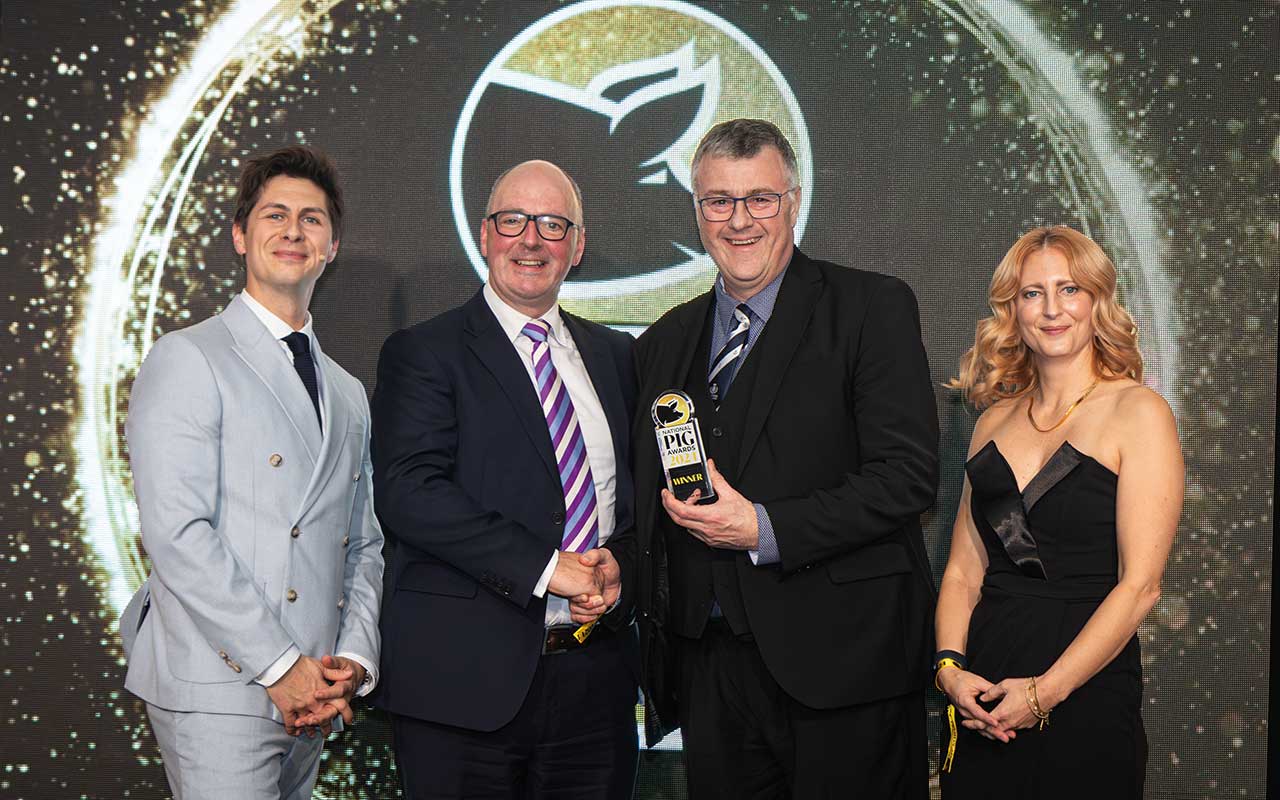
[953, 225, 1143, 409]
[232, 145, 343, 241]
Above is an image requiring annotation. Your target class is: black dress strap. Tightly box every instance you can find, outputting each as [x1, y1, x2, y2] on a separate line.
[1022, 442, 1084, 511]
[965, 441, 1046, 580]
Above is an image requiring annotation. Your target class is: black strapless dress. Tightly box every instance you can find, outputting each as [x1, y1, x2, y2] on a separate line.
[940, 441, 1145, 799]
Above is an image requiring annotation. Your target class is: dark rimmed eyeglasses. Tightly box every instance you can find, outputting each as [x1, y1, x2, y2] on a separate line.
[696, 188, 799, 222]
[486, 210, 580, 241]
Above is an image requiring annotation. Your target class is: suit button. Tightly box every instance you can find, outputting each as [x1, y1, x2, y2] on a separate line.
[337, 595, 345, 609]
[352, 472, 360, 482]
[269, 453, 283, 467]
[342, 535, 349, 547]
[711, 427, 723, 437]
[286, 588, 298, 603]
[552, 511, 565, 524]
[290, 526, 301, 538]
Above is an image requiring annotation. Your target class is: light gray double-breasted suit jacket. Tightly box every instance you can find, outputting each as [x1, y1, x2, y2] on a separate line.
[118, 293, 383, 721]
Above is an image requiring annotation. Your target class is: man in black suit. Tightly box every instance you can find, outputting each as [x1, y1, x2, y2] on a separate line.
[371, 160, 639, 799]
[622, 119, 939, 797]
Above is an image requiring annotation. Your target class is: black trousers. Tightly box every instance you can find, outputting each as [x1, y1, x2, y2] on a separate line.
[391, 630, 638, 800]
[678, 621, 929, 800]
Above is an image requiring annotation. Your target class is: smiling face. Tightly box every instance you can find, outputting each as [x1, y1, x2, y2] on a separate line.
[479, 160, 585, 318]
[232, 174, 338, 300]
[1016, 246, 1096, 362]
[692, 147, 799, 301]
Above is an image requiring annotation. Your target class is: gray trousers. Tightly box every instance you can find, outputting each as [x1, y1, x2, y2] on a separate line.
[146, 703, 326, 800]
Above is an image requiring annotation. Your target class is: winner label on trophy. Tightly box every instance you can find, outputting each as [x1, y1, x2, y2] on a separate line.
[651, 390, 716, 503]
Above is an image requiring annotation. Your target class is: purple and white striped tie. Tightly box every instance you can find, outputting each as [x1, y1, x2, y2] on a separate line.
[521, 320, 599, 554]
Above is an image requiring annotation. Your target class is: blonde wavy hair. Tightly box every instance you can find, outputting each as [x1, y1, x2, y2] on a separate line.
[953, 226, 1143, 409]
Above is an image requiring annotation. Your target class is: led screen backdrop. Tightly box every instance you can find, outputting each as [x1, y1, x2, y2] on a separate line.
[1, 1, 1275, 797]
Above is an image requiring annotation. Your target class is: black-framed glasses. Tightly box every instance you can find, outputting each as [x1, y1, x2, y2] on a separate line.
[696, 188, 798, 222]
[486, 210, 579, 241]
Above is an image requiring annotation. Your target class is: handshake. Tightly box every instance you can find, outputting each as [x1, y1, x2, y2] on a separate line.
[266, 653, 367, 737]
[549, 547, 622, 624]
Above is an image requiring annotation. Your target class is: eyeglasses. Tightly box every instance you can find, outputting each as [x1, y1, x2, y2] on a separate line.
[696, 188, 798, 222]
[487, 210, 579, 241]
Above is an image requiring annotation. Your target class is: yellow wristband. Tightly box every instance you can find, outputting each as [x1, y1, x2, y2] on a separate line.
[934, 658, 963, 692]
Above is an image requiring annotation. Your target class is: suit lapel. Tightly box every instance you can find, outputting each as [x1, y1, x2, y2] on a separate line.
[463, 293, 560, 483]
[295, 341, 353, 518]
[563, 313, 626, 472]
[737, 251, 822, 471]
[221, 294, 322, 462]
[635, 293, 714, 535]
[660, 294, 714, 410]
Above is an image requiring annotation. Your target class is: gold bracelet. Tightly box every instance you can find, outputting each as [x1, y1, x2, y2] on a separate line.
[1024, 675, 1050, 730]
[934, 658, 963, 693]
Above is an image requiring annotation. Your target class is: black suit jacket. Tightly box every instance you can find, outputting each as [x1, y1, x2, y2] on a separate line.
[370, 290, 639, 732]
[615, 249, 939, 745]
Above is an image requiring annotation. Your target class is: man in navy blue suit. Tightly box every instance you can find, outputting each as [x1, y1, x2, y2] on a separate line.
[371, 160, 639, 799]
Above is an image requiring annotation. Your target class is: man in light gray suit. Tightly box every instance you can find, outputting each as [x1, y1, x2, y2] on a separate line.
[118, 145, 384, 799]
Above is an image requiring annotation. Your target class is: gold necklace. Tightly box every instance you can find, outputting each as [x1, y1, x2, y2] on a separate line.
[1026, 379, 1100, 433]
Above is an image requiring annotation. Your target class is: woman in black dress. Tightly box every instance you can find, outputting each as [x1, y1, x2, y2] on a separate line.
[935, 226, 1182, 798]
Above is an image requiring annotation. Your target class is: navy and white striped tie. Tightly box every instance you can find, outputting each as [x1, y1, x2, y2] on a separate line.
[708, 304, 751, 406]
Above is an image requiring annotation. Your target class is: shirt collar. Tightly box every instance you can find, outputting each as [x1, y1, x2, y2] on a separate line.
[240, 289, 317, 346]
[482, 283, 568, 346]
[713, 265, 787, 332]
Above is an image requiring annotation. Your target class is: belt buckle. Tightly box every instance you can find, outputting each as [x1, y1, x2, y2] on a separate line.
[542, 624, 578, 655]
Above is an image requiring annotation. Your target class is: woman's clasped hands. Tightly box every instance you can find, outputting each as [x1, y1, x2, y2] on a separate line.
[938, 668, 1059, 743]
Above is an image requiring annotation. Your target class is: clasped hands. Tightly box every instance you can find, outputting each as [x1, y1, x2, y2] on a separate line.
[936, 667, 1060, 743]
[549, 547, 622, 624]
[266, 653, 366, 737]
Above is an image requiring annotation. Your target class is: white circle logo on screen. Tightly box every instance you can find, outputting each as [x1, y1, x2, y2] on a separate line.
[448, 0, 812, 326]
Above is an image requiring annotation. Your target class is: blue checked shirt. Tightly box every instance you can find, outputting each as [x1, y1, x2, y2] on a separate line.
[708, 269, 786, 566]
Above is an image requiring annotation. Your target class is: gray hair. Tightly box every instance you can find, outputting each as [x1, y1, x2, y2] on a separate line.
[690, 118, 799, 191]
[484, 161, 585, 227]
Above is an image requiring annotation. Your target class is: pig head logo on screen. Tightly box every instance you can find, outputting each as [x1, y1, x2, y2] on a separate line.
[449, 0, 812, 326]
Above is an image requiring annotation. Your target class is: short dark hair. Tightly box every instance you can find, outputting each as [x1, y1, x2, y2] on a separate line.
[691, 118, 799, 191]
[232, 145, 343, 241]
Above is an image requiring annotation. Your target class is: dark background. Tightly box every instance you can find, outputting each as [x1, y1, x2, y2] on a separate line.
[1, 1, 1275, 797]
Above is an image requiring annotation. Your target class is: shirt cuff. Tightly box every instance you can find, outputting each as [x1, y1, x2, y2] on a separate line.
[336, 651, 379, 697]
[254, 645, 300, 687]
[748, 504, 780, 566]
[533, 551, 558, 598]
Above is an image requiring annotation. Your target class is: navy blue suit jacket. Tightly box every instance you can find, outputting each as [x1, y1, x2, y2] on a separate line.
[370, 290, 638, 731]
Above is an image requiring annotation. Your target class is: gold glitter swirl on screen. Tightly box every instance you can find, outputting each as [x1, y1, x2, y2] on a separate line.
[929, 0, 1179, 406]
[75, 0, 348, 616]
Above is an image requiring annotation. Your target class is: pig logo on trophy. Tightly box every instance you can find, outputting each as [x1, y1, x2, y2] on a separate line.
[450, 0, 812, 327]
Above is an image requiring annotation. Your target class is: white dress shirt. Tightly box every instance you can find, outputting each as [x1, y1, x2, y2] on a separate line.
[482, 284, 618, 627]
[239, 290, 377, 696]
